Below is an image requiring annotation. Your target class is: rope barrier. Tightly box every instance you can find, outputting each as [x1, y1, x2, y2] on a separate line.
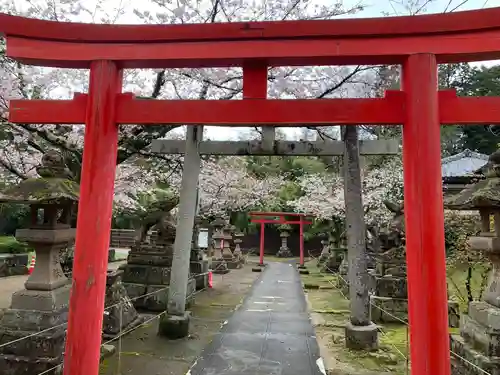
[306, 250, 493, 375]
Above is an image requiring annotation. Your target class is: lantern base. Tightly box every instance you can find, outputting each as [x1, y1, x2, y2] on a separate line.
[212, 258, 230, 274]
[345, 322, 379, 351]
[190, 260, 209, 290]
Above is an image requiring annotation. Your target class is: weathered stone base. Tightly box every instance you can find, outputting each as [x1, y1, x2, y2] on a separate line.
[190, 260, 209, 290]
[102, 315, 146, 340]
[0, 344, 117, 375]
[337, 275, 349, 296]
[123, 278, 196, 312]
[0, 253, 29, 278]
[276, 248, 293, 258]
[370, 295, 460, 328]
[0, 301, 69, 375]
[345, 322, 378, 351]
[451, 335, 500, 375]
[320, 251, 344, 273]
[158, 311, 191, 339]
[226, 260, 243, 269]
[212, 259, 230, 274]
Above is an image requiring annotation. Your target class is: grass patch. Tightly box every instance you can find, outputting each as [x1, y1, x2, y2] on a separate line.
[447, 263, 490, 313]
[0, 236, 32, 254]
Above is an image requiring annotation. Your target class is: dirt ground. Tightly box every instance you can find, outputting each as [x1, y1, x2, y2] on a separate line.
[99, 264, 261, 375]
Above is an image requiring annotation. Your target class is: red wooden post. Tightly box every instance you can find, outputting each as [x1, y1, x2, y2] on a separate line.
[63, 60, 122, 375]
[402, 54, 450, 375]
[259, 222, 265, 266]
[299, 215, 304, 266]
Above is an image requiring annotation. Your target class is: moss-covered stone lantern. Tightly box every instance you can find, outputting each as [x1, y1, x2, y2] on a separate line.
[445, 149, 500, 375]
[0, 150, 79, 375]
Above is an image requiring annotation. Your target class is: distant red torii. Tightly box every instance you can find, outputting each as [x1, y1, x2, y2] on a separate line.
[249, 212, 313, 269]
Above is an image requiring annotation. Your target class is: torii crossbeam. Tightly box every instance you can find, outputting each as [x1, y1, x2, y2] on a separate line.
[3, 7, 500, 375]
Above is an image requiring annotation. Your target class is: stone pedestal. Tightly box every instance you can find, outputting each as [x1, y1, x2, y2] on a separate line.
[121, 236, 196, 312]
[345, 322, 378, 351]
[0, 253, 29, 277]
[0, 228, 74, 375]
[369, 267, 459, 327]
[276, 230, 293, 258]
[190, 218, 210, 290]
[337, 253, 349, 296]
[211, 231, 229, 274]
[102, 269, 143, 339]
[321, 247, 345, 274]
[450, 231, 500, 375]
[317, 240, 329, 265]
[222, 225, 241, 270]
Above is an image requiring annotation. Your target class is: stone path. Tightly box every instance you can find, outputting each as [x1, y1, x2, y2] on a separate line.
[0, 260, 126, 309]
[190, 262, 324, 375]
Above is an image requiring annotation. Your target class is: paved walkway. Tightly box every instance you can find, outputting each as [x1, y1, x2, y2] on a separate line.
[190, 262, 324, 375]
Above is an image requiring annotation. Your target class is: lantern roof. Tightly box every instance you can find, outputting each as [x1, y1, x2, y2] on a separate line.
[444, 150, 500, 210]
[0, 150, 79, 205]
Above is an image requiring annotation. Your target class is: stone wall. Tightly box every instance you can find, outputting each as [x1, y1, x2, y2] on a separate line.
[109, 229, 136, 248]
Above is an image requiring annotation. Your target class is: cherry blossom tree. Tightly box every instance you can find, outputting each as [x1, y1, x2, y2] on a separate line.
[288, 156, 404, 226]
[0, 0, 371, 196]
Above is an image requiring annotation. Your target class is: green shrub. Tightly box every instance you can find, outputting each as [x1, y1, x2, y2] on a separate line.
[0, 236, 32, 254]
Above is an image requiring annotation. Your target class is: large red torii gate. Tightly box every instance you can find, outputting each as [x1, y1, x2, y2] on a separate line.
[2, 7, 500, 375]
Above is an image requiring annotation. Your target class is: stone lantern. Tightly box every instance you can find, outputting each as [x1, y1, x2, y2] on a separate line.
[0, 150, 79, 374]
[276, 224, 293, 257]
[317, 235, 330, 265]
[233, 231, 245, 264]
[221, 219, 241, 269]
[211, 216, 229, 274]
[445, 150, 500, 375]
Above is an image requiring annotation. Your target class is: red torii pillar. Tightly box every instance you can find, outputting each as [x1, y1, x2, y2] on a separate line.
[402, 54, 450, 375]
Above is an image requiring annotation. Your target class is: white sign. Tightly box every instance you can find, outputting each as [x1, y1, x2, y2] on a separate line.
[198, 230, 209, 248]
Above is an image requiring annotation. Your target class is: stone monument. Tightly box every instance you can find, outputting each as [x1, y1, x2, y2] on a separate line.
[445, 149, 500, 375]
[369, 201, 460, 327]
[120, 190, 196, 311]
[190, 217, 209, 290]
[0, 150, 79, 375]
[317, 237, 330, 266]
[102, 269, 143, 339]
[233, 231, 245, 264]
[276, 224, 293, 257]
[221, 220, 242, 269]
[211, 217, 230, 274]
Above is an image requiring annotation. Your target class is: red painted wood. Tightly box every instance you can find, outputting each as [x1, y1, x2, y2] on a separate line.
[1, 8, 500, 43]
[63, 61, 122, 375]
[9, 94, 86, 124]
[259, 222, 265, 266]
[251, 219, 312, 225]
[299, 216, 304, 267]
[243, 63, 267, 99]
[402, 54, 450, 375]
[249, 211, 310, 217]
[10, 91, 500, 126]
[115, 95, 404, 125]
[7, 28, 500, 68]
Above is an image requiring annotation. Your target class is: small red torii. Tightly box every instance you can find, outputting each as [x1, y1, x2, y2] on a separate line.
[249, 211, 313, 270]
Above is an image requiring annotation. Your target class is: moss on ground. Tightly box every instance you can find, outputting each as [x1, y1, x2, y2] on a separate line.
[301, 261, 409, 375]
[99, 267, 259, 375]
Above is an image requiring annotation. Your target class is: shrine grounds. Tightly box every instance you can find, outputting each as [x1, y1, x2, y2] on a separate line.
[0, 253, 484, 375]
